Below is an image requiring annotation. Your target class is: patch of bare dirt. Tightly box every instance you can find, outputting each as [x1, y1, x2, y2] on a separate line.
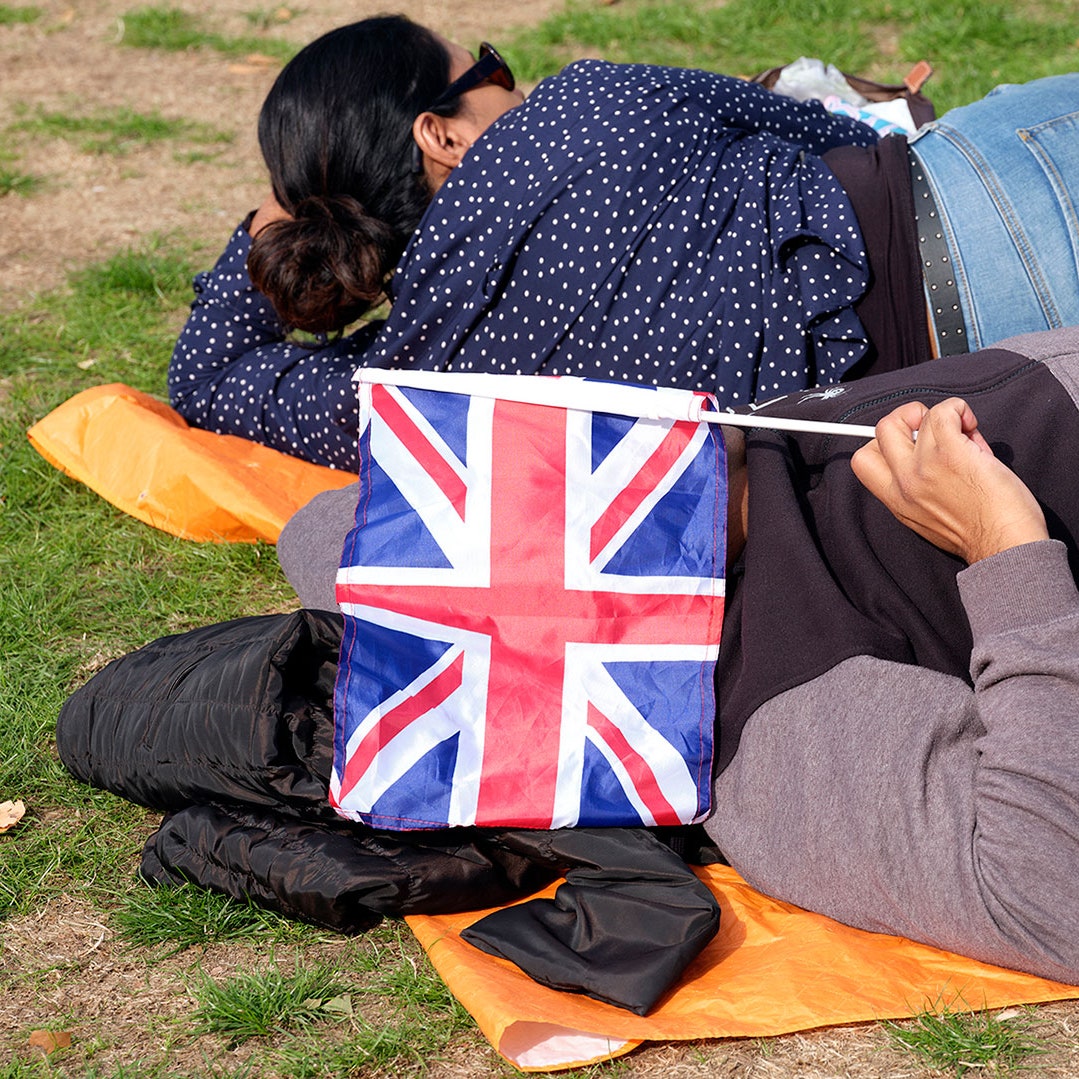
[0, 893, 525, 1076]
[0, 0, 564, 311]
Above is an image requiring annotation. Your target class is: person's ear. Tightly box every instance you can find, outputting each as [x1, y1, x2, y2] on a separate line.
[412, 111, 473, 175]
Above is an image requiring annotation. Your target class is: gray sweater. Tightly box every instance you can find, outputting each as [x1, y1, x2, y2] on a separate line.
[706, 327, 1079, 986]
[708, 525, 1079, 979]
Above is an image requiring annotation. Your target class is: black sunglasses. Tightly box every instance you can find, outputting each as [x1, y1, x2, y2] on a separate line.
[427, 42, 515, 113]
[412, 43, 516, 175]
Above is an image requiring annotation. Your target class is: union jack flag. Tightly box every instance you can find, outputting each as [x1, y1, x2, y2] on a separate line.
[331, 372, 727, 830]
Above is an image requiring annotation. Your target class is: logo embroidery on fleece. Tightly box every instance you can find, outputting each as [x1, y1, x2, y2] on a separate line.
[799, 386, 848, 403]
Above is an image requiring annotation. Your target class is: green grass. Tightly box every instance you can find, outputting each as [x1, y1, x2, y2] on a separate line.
[2, 243, 200, 381]
[183, 945, 481, 1073]
[0, 794, 154, 919]
[191, 960, 349, 1042]
[506, 0, 1079, 112]
[113, 882, 315, 954]
[268, 1016, 464, 1078]
[119, 6, 298, 63]
[265, 930, 479, 1077]
[885, 1003, 1047, 1076]
[0, 1059, 50, 1079]
[352, 922, 472, 1023]
[11, 107, 230, 156]
[0, 146, 43, 197]
[243, 6, 303, 32]
[0, 167, 41, 196]
[0, 4, 40, 25]
[0, 240, 293, 922]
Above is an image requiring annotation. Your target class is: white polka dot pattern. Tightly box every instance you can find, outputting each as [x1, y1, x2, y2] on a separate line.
[377, 62, 873, 400]
[170, 62, 876, 470]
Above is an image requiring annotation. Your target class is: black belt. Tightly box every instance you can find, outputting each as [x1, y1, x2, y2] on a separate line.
[908, 145, 968, 356]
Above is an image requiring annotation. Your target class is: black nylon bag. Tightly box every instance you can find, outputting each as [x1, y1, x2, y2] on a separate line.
[57, 610, 719, 1012]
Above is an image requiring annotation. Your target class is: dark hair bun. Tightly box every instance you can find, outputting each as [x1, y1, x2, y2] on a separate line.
[252, 16, 452, 332]
[248, 194, 395, 333]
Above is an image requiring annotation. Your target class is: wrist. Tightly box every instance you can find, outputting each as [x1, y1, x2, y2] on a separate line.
[964, 516, 1049, 564]
[959, 539, 1075, 638]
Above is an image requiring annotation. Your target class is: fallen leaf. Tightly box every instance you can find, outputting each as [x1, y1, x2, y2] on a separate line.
[29, 1030, 71, 1054]
[323, 994, 354, 1016]
[0, 800, 26, 833]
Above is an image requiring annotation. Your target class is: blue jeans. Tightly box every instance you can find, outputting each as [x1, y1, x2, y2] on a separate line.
[909, 74, 1079, 350]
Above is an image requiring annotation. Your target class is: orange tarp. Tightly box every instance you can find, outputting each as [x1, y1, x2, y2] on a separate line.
[27, 384, 354, 542]
[407, 863, 1079, 1071]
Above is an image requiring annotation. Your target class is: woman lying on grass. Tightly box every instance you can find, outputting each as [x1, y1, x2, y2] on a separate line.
[168, 14, 1079, 469]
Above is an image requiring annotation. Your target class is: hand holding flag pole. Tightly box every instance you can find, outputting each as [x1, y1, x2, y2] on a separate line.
[339, 367, 874, 830]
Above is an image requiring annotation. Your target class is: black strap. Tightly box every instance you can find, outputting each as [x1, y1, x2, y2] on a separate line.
[909, 145, 968, 355]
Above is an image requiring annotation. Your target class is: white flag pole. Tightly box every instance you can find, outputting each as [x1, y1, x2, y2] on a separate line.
[701, 412, 877, 439]
[356, 368, 879, 440]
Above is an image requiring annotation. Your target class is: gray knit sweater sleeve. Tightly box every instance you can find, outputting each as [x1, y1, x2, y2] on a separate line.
[706, 539, 1079, 984]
